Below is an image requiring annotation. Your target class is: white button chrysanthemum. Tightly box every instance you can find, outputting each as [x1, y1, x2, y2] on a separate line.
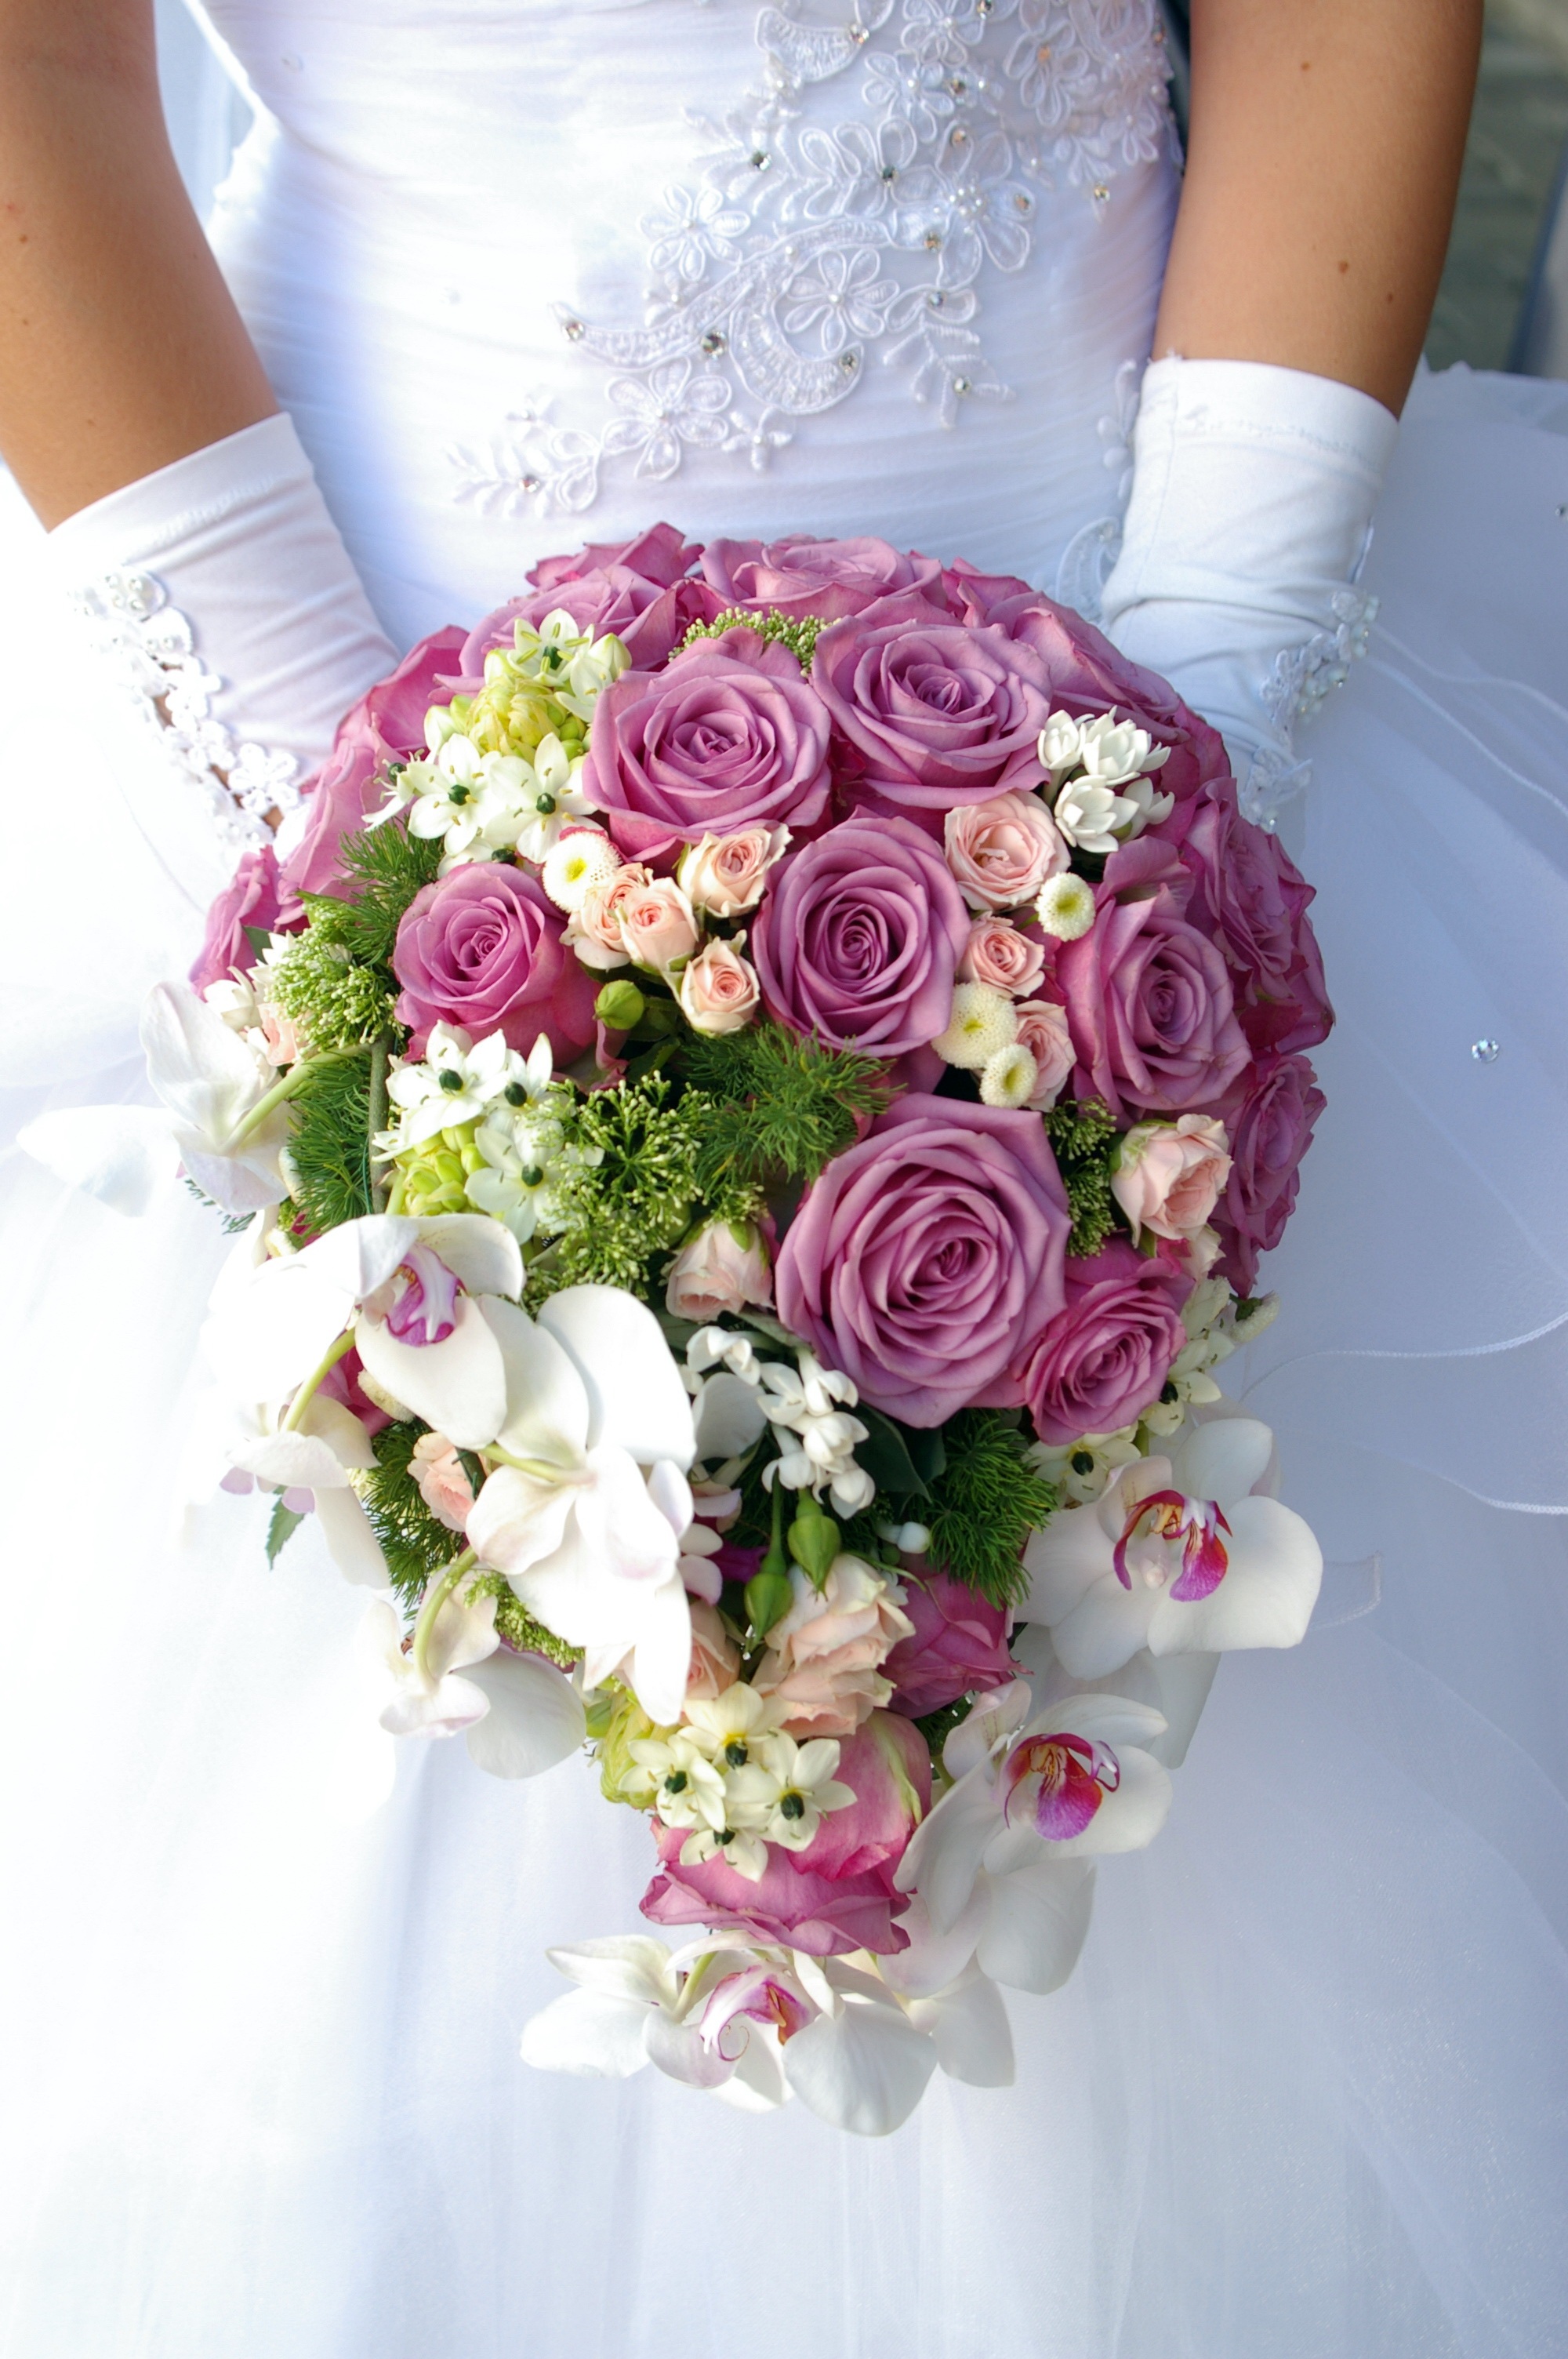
[541, 827, 620, 911]
[1036, 874, 1098, 940]
[979, 1041, 1040, 1108]
[933, 980, 1018, 1070]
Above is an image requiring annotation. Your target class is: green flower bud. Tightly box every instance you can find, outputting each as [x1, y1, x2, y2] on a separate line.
[595, 980, 647, 1031]
[744, 1567, 794, 1643]
[788, 1493, 841, 1590]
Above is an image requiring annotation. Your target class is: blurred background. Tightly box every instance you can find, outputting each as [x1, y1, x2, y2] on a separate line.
[144, 0, 1568, 388]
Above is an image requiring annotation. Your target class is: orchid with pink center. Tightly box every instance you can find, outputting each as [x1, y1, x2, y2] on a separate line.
[358, 1583, 586, 1779]
[1018, 1416, 1323, 1678]
[891, 1678, 1170, 1996]
[463, 1287, 698, 1722]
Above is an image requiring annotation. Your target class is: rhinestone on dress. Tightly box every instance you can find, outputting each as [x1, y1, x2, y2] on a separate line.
[924, 229, 943, 250]
[1036, 42, 1052, 60]
[699, 329, 728, 356]
[561, 318, 585, 342]
[953, 375, 973, 394]
[1471, 1038, 1501, 1063]
[750, 149, 771, 171]
[840, 351, 860, 373]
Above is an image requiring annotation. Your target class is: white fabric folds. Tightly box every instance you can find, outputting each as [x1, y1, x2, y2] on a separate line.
[1100, 357, 1399, 816]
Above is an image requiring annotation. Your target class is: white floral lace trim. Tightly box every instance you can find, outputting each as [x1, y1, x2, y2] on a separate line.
[1051, 351, 1141, 616]
[1240, 587, 1379, 831]
[447, 0, 1174, 516]
[70, 569, 301, 853]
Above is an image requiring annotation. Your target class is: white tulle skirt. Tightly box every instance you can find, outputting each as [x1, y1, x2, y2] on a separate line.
[2, 365, 1566, 2359]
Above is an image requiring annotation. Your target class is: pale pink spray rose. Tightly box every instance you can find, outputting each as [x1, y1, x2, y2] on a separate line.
[409, 1431, 477, 1534]
[943, 792, 1069, 911]
[666, 1218, 775, 1321]
[1012, 1000, 1075, 1108]
[679, 936, 761, 1035]
[958, 916, 1047, 998]
[1112, 1114, 1232, 1244]
[686, 1600, 742, 1702]
[752, 1558, 918, 1739]
[615, 876, 702, 979]
[677, 826, 792, 919]
[565, 863, 654, 971]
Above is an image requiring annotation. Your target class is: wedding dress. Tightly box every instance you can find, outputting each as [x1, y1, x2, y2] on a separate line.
[2, 5, 1566, 2354]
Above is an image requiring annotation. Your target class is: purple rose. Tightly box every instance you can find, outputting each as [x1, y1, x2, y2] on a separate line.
[191, 844, 286, 990]
[1015, 1239, 1192, 1446]
[528, 522, 699, 595]
[700, 535, 946, 622]
[884, 1571, 1018, 1718]
[280, 627, 469, 903]
[583, 627, 833, 863]
[775, 1094, 1071, 1427]
[392, 863, 599, 1060]
[1176, 782, 1333, 1056]
[751, 815, 970, 1056]
[456, 566, 720, 688]
[641, 1714, 930, 1957]
[1207, 1053, 1326, 1295]
[811, 593, 1057, 810]
[1058, 885, 1251, 1121]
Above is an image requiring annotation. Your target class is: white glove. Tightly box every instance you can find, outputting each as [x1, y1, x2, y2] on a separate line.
[1098, 357, 1398, 824]
[47, 412, 396, 902]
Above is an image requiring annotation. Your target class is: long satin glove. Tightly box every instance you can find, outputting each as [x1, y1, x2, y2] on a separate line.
[47, 412, 396, 904]
[1098, 358, 1399, 825]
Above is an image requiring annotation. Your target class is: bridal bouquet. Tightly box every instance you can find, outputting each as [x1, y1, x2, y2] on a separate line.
[29, 525, 1327, 2135]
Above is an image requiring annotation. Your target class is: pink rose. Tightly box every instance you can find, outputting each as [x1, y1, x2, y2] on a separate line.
[392, 863, 599, 1060]
[665, 1218, 774, 1321]
[1058, 885, 1251, 1121]
[943, 792, 1068, 911]
[812, 594, 1057, 810]
[409, 1431, 476, 1533]
[775, 1095, 1072, 1427]
[1015, 1240, 1192, 1445]
[191, 845, 288, 990]
[752, 1557, 917, 1738]
[686, 1599, 741, 1702]
[677, 936, 761, 1035]
[615, 875, 701, 979]
[528, 522, 699, 595]
[676, 825, 791, 919]
[1111, 1114, 1232, 1243]
[883, 1569, 1018, 1719]
[583, 628, 833, 863]
[641, 1712, 931, 1957]
[1175, 780, 1334, 1055]
[700, 534, 946, 622]
[281, 627, 470, 903]
[1207, 1052, 1326, 1295]
[454, 525, 714, 681]
[1013, 999, 1075, 1108]
[565, 863, 653, 971]
[958, 915, 1047, 998]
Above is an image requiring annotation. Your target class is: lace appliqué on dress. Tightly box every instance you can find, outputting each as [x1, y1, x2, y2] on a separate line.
[448, 0, 1174, 517]
[1240, 587, 1379, 831]
[71, 570, 301, 854]
[1053, 351, 1141, 617]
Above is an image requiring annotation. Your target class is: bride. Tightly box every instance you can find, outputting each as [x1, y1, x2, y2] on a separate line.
[2, 2, 1565, 2353]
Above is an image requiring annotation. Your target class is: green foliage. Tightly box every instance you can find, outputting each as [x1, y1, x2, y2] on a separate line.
[301, 816, 441, 970]
[1042, 1095, 1123, 1259]
[853, 1404, 947, 1499]
[360, 1420, 463, 1608]
[464, 1572, 583, 1670]
[270, 928, 397, 1052]
[681, 607, 827, 671]
[285, 1049, 378, 1232]
[913, 1692, 975, 1765]
[541, 1073, 706, 1295]
[681, 1023, 889, 1194]
[920, 1409, 1058, 1609]
[266, 1496, 307, 1566]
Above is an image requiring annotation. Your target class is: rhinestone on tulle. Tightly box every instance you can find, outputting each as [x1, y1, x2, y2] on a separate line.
[1471, 1039, 1501, 1063]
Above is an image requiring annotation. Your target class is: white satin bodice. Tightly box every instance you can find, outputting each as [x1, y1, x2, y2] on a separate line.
[188, 0, 1178, 642]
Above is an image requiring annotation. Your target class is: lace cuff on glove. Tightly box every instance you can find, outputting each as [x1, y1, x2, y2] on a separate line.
[1098, 358, 1398, 827]
[48, 413, 396, 877]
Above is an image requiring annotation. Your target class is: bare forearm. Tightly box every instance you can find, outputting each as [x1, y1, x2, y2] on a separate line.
[1156, 0, 1482, 413]
[0, 0, 274, 525]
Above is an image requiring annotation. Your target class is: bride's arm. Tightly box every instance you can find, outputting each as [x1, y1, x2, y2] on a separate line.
[1100, 0, 1483, 804]
[0, 0, 275, 523]
[1156, 0, 1482, 413]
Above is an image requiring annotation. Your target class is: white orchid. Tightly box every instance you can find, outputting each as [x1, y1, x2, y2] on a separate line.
[358, 1588, 586, 1779]
[20, 981, 294, 1216]
[1018, 1416, 1323, 1677]
[463, 1287, 698, 1723]
[201, 1210, 524, 1452]
[892, 1677, 1171, 1994]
